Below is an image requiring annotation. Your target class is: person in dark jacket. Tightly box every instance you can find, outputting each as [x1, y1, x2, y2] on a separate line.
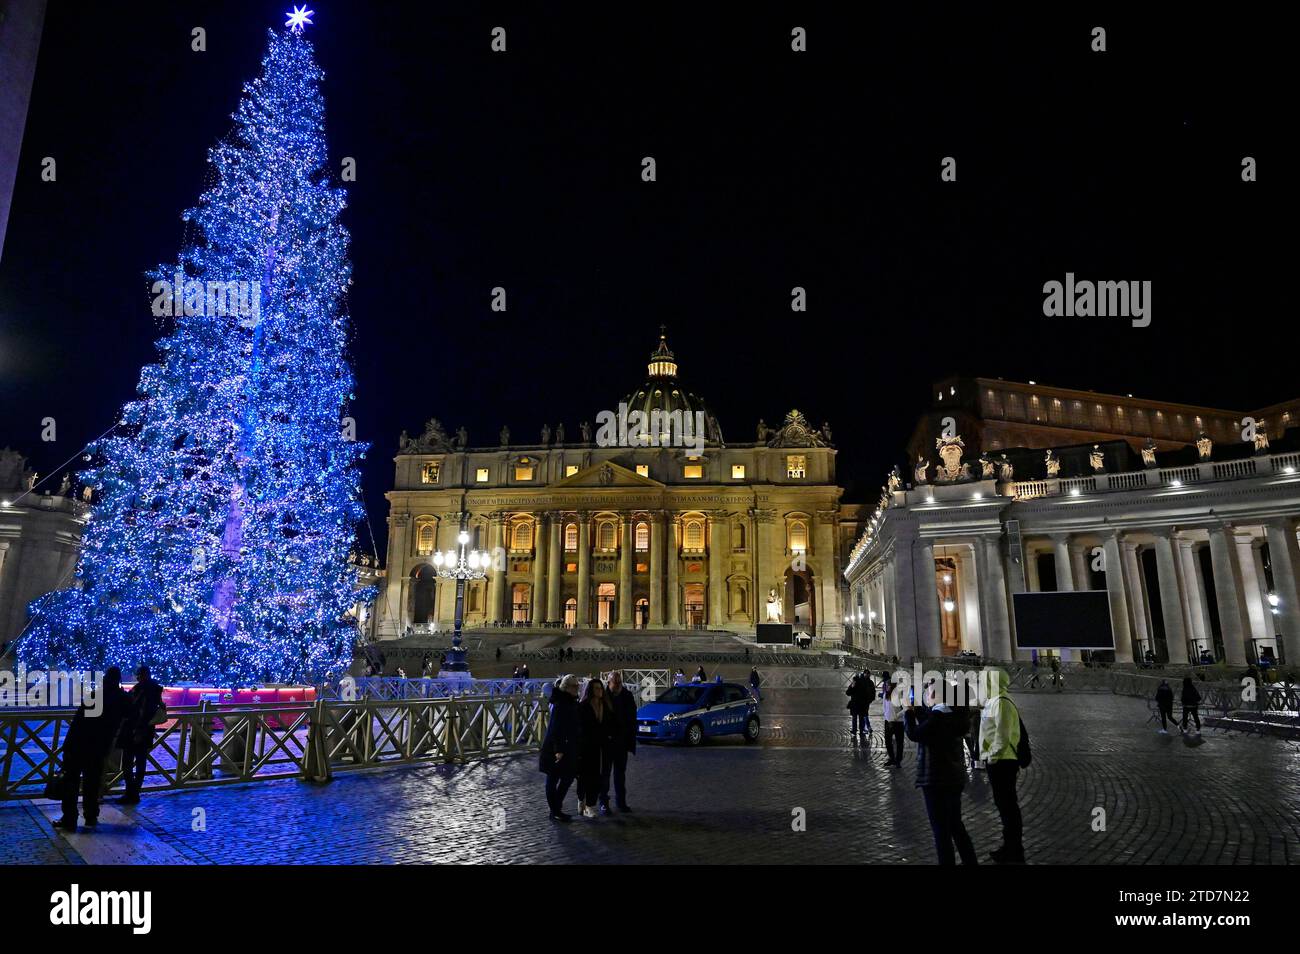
[539, 675, 582, 822]
[55, 667, 129, 832]
[116, 666, 164, 804]
[601, 671, 638, 813]
[1180, 676, 1202, 735]
[749, 667, 762, 701]
[846, 672, 875, 737]
[576, 678, 617, 819]
[1154, 680, 1175, 734]
[904, 694, 978, 865]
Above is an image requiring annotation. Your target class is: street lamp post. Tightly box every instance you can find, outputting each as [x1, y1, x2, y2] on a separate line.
[432, 521, 490, 676]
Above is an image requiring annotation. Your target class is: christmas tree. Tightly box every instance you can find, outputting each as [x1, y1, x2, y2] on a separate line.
[21, 14, 372, 685]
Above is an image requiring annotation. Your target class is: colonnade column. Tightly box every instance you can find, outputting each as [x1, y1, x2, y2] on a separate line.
[708, 511, 727, 627]
[914, 538, 942, 658]
[649, 512, 665, 627]
[546, 514, 562, 623]
[1051, 534, 1075, 591]
[978, 535, 1013, 662]
[1102, 532, 1134, 662]
[1208, 525, 1249, 665]
[1265, 519, 1300, 665]
[666, 514, 680, 627]
[617, 515, 634, 627]
[1234, 532, 1270, 643]
[1177, 535, 1209, 653]
[1069, 542, 1090, 590]
[1120, 539, 1150, 657]
[1152, 528, 1189, 663]
[576, 512, 591, 626]
[531, 513, 548, 624]
[486, 512, 506, 625]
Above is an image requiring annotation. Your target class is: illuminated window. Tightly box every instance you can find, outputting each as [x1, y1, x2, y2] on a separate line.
[731, 464, 746, 479]
[789, 520, 808, 553]
[421, 462, 440, 484]
[635, 522, 649, 550]
[683, 518, 705, 551]
[565, 464, 579, 477]
[786, 455, 806, 479]
[683, 464, 703, 479]
[635, 464, 649, 477]
[514, 463, 535, 481]
[565, 523, 578, 551]
[734, 523, 746, 550]
[597, 520, 617, 551]
[416, 523, 435, 555]
[475, 468, 490, 483]
[511, 520, 533, 551]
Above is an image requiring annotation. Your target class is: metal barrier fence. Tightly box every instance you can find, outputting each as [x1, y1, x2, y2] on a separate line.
[0, 693, 547, 801]
[325, 677, 553, 701]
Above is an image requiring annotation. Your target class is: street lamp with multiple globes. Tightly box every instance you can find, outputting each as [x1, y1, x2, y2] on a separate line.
[431, 524, 491, 675]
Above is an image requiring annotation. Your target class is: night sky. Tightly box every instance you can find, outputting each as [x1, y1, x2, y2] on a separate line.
[0, 2, 1285, 556]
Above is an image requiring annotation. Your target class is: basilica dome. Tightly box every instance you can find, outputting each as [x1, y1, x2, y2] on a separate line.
[621, 334, 723, 445]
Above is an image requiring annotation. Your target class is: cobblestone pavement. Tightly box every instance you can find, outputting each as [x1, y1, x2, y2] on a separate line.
[6, 690, 1299, 864]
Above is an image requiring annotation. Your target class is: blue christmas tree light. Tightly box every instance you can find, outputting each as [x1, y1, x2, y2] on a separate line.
[21, 22, 373, 686]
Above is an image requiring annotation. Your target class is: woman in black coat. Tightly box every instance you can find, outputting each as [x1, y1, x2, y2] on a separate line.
[1180, 676, 1202, 734]
[904, 699, 978, 865]
[575, 678, 618, 819]
[540, 675, 581, 822]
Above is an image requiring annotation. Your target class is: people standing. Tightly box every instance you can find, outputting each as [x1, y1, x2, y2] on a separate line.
[693, 665, 707, 683]
[846, 671, 874, 738]
[904, 685, 978, 865]
[748, 667, 762, 701]
[601, 672, 637, 813]
[539, 675, 581, 822]
[520, 662, 530, 679]
[881, 675, 906, 766]
[1155, 680, 1175, 734]
[576, 678, 616, 819]
[55, 667, 129, 832]
[116, 666, 164, 805]
[1181, 676, 1202, 735]
[978, 670, 1025, 864]
[674, 668, 687, 686]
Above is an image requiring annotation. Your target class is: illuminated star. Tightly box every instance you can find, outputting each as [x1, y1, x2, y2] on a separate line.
[285, 5, 314, 32]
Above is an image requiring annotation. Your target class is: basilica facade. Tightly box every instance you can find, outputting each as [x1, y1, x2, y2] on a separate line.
[374, 337, 859, 640]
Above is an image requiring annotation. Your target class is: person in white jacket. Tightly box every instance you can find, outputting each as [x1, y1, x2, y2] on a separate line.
[978, 669, 1024, 864]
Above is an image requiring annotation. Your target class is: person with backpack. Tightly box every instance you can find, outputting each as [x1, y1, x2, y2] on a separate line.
[1154, 680, 1175, 734]
[116, 665, 165, 804]
[1180, 676, 1202, 736]
[978, 669, 1027, 864]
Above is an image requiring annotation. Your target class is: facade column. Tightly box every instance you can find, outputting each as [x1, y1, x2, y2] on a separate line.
[545, 513, 562, 623]
[486, 513, 507, 624]
[618, 515, 634, 627]
[1264, 519, 1300, 665]
[1177, 536, 1209, 653]
[708, 511, 728, 627]
[1069, 542, 1090, 590]
[977, 535, 1013, 662]
[1245, 536, 1273, 644]
[1024, 544, 1042, 592]
[1120, 540, 1151, 657]
[1208, 525, 1249, 665]
[666, 514, 680, 628]
[1152, 529, 1189, 663]
[1233, 532, 1269, 653]
[531, 513, 548, 624]
[914, 538, 942, 658]
[576, 512, 591, 626]
[1051, 534, 1075, 591]
[649, 512, 665, 627]
[1102, 532, 1134, 662]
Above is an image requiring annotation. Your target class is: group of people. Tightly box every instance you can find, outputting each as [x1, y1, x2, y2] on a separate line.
[1154, 676, 1203, 734]
[671, 666, 712, 686]
[54, 665, 165, 833]
[539, 671, 638, 821]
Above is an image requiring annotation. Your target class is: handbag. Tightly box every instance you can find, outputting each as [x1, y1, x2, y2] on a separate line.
[43, 772, 67, 800]
[148, 701, 168, 726]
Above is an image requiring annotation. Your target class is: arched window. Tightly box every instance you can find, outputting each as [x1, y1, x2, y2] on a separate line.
[565, 523, 578, 551]
[511, 519, 533, 551]
[416, 523, 435, 555]
[597, 520, 617, 551]
[564, 597, 577, 628]
[789, 520, 808, 553]
[683, 518, 705, 552]
[635, 521, 650, 551]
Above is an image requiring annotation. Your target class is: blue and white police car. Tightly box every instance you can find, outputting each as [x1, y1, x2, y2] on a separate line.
[635, 680, 760, 746]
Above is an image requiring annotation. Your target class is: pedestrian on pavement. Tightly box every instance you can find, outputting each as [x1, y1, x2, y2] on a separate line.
[576, 677, 616, 819]
[749, 667, 762, 702]
[521, 663, 530, 679]
[674, 668, 687, 686]
[846, 671, 874, 738]
[540, 675, 581, 822]
[116, 666, 164, 804]
[512, 664, 521, 680]
[1027, 656, 1041, 689]
[904, 684, 978, 865]
[1050, 656, 1062, 690]
[979, 669, 1026, 864]
[881, 676, 906, 766]
[1155, 680, 1175, 733]
[1180, 676, 1202, 735]
[55, 667, 130, 832]
[694, 665, 707, 683]
[601, 672, 637, 813]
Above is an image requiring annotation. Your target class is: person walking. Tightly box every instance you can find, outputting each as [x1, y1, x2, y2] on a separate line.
[115, 666, 164, 805]
[978, 670, 1025, 864]
[1155, 680, 1175, 734]
[1180, 676, 1202, 735]
[904, 685, 978, 865]
[748, 667, 762, 702]
[601, 672, 637, 813]
[576, 678, 616, 818]
[881, 676, 906, 766]
[54, 667, 129, 832]
[539, 675, 581, 822]
[1050, 656, 1062, 691]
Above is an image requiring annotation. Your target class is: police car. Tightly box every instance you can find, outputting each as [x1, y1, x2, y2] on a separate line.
[635, 680, 760, 746]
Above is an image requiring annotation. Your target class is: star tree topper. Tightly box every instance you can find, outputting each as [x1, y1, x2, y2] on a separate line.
[285, 6, 314, 32]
